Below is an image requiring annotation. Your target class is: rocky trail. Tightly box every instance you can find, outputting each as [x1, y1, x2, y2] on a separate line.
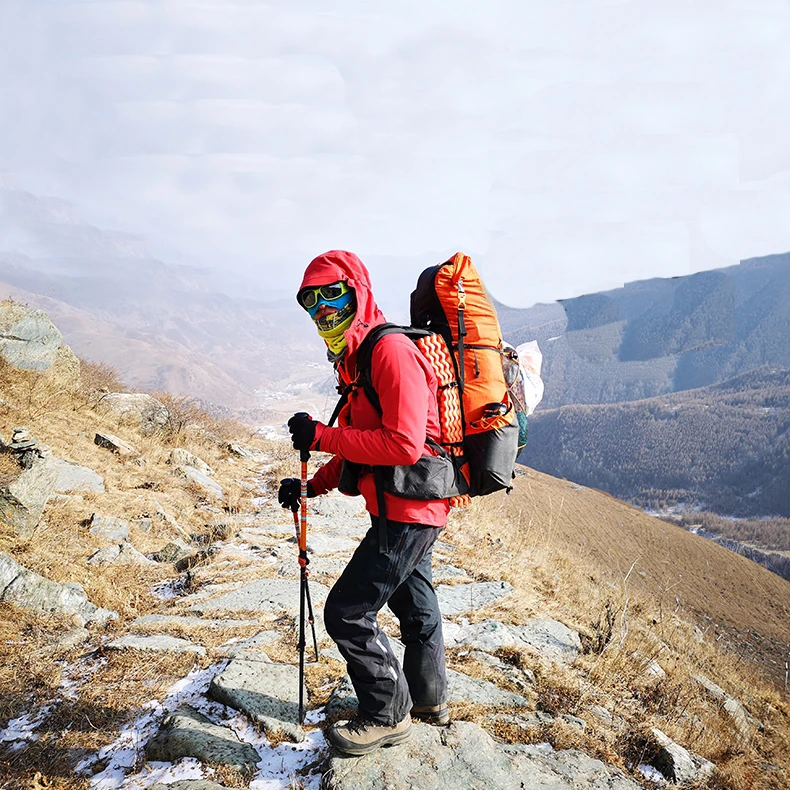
[3, 490, 708, 789]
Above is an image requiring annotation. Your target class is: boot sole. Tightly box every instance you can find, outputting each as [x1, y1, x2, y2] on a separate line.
[328, 726, 412, 756]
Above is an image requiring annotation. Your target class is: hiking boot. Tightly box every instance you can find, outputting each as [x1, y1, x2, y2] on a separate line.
[327, 713, 412, 755]
[411, 704, 450, 726]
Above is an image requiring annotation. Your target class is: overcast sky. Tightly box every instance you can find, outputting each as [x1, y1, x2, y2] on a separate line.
[1, 0, 789, 307]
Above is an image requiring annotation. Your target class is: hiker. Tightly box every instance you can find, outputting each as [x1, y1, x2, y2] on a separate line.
[278, 250, 450, 755]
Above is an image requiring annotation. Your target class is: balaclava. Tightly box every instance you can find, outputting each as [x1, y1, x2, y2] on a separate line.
[304, 284, 357, 356]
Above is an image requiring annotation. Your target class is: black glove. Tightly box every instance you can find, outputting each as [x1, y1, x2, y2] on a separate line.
[278, 478, 316, 511]
[288, 412, 319, 453]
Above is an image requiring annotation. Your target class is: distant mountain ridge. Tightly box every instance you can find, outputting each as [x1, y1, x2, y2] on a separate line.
[498, 253, 790, 409]
[520, 367, 790, 518]
[0, 184, 326, 416]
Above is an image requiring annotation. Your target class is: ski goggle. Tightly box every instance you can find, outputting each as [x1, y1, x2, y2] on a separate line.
[297, 281, 351, 310]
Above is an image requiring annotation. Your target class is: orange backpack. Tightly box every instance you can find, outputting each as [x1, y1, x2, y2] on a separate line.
[329, 253, 519, 509]
[410, 253, 520, 497]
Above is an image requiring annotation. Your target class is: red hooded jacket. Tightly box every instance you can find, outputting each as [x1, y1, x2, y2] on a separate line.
[303, 251, 449, 528]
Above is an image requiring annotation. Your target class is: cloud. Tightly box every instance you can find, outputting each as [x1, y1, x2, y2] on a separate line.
[1, 0, 789, 306]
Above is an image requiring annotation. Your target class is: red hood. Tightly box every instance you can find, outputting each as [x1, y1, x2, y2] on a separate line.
[300, 250, 387, 365]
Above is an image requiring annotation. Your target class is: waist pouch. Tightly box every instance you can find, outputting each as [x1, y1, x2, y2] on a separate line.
[338, 442, 469, 501]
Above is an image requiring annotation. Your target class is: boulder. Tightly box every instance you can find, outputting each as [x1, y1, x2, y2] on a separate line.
[168, 448, 213, 476]
[0, 452, 57, 536]
[106, 634, 206, 656]
[174, 546, 219, 573]
[649, 728, 697, 784]
[94, 432, 138, 457]
[145, 705, 259, 775]
[98, 392, 169, 435]
[227, 443, 268, 462]
[88, 515, 129, 545]
[0, 304, 63, 372]
[436, 582, 514, 616]
[150, 541, 193, 564]
[209, 659, 305, 743]
[51, 458, 105, 495]
[173, 465, 224, 500]
[87, 542, 156, 567]
[324, 720, 641, 790]
[0, 551, 116, 623]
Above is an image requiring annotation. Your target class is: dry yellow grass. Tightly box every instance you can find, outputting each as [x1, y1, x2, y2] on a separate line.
[2, 350, 789, 789]
[441, 467, 790, 789]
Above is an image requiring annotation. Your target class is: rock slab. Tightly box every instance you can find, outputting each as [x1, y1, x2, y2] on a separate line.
[512, 618, 582, 663]
[94, 432, 138, 457]
[327, 667, 528, 717]
[189, 578, 329, 615]
[0, 453, 57, 536]
[168, 448, 213, 476]
[88, 515, 130, 545]
[436, 581, 514, 615]
[446, 668, 528, 708]
[174, 465, 224, 500]
[52, 458, 105, 495]
[145, 705, 259, 774]
[106, 634, 206, 656]
[694, 674, 757, 743]
[209, 659, 305, 742]
[324, 720, 641, 790]
[0, 552, 116, 624]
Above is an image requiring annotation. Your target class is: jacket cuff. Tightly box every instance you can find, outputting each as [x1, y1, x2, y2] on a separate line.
[307, 478, 324, 496]
[311, 421, 327, 451]
[315, 424, 339, 454]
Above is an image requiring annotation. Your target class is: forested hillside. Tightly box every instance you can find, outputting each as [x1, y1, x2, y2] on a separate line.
[520, 368, 790, 518]
[498, 253, 790, 409]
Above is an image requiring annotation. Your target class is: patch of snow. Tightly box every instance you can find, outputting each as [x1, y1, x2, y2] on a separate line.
[533, 742, 554, 752]
[638, 764, 668, 785]
[0, 705, 55, 749]
[226, 713, 326, 790]
[231, 542, 266, 559]
[122, 758, 206, 788]
[78, 663, 226, 787]
[150, 578, 184, 601]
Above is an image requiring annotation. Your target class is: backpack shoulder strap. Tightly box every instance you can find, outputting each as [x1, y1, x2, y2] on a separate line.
[355, 323, 424, 413]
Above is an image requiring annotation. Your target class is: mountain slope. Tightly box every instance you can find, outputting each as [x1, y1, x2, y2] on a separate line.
[497, 253, 790, 409]
[520, 368, 790, 517]
[469, 466, 790, 684]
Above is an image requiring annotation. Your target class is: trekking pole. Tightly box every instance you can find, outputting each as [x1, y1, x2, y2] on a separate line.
[292, 416, 320, 725]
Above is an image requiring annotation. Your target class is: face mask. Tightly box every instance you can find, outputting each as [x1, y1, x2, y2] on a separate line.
[298, 281, 357, 353]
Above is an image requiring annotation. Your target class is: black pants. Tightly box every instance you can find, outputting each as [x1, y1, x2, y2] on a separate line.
[323, 516, 448, 726]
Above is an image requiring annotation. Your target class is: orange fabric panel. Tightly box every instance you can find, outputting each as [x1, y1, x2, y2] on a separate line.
[434, 253, 515, 434]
